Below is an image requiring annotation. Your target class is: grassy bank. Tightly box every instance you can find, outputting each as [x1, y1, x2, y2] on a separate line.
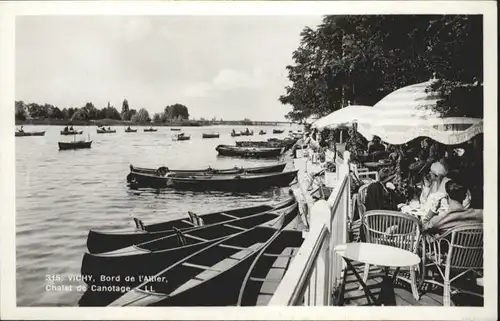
[15, 118, 292, 127]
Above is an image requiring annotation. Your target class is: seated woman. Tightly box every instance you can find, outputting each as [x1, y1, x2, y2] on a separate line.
[419, 162, 471, 214]
[422, 180, 482, 234]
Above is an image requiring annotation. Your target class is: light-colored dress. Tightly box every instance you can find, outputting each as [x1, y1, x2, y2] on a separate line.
[419, 177, 471, 216]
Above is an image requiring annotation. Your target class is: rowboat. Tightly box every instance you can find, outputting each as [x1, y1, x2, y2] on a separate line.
[202, 133, 220, 139]
[86, 196, 295, 254]
[58, 141, 92, 150]
[216, 144, 284, 158]
[173, 133, 190, 141]
[60, 130, 83, 135]
[240, 130, 254, 136]
[96, 129, 116, 134]
[126, 165, 288, 188]
[259, 130, 266, 135]
[273, 129, 284, 134]
[144, 128, 158, 132]
[78, 202, 298, 306]
[230, 131, 241, 137]
[129, 162, 287, 176]
[156, 227, 303, 307]
[169, 170, 298, 192]
[125, 128, 137, 133]
[237, 229, 303, 305]
[15, 131, 45, 137]
[101, 202, 299, 306]
[235, 139, 296, 150]
[170, 128, 181, 131]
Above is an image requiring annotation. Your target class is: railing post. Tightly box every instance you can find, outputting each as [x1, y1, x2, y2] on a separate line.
[310, 200, 331, 306]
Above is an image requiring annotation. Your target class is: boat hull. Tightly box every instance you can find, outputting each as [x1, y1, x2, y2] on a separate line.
[79, 203, 298, 306]
[169, 170, 298, 192]
[60, 130, 83, 135]
[202, 133, 220, 138]
[58, 141, 92, 150]
[86, 196, 295, 254]
[102, 203, 299, 307]
[216, 144, 284, 158]
[144, 129, 158, 132]
[15, 131, 45, 137]
[96, 129, 116, 134]
[128, 162, 286, 177]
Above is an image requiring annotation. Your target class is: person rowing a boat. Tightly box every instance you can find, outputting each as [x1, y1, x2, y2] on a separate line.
[70, 125, 74, 131]
[63, 126, 69, 132]
[18, 126, 24, 133]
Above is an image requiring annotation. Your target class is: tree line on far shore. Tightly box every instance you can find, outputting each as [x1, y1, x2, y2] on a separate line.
[281, 15, 483, 121]
[15, 99, 190, 124]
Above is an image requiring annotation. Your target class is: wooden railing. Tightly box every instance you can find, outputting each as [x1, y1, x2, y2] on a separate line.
[269, 151, 351, 306]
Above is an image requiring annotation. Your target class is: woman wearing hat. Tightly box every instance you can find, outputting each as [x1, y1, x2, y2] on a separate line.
[419, 161, 471, 215]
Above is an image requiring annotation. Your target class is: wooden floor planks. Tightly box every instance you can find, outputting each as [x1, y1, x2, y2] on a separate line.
[341, 261, 483, 307]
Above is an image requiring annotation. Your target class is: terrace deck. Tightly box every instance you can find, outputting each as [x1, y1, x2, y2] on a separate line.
[340, 262, 484, 307]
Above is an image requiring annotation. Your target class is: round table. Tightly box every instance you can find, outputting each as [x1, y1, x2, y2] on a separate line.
[334, 243, 421, 305]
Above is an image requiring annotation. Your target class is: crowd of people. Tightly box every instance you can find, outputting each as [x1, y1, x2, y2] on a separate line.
[301, 125, 484, 238]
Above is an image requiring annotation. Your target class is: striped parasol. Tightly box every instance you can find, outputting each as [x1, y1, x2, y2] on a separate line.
[312, 105, 373, 130]
[356, 80, 483, 145]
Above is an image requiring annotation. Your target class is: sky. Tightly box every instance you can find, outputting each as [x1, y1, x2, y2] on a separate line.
[15, 15, 323, 121]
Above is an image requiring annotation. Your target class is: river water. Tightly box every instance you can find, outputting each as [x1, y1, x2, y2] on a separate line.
[15, 123, 301, 306]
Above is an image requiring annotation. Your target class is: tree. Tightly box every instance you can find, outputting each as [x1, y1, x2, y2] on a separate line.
[121, 99, 132, 120]
[15, 101, 28, 121]
[152, 113, 162, 123]
[131, 108, 151, 123]
[100, 105, 121, 120]
[280, 15, 483, 121]
[164, 104, 190, 120]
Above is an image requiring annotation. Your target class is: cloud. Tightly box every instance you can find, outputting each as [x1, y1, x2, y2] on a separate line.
[183, 67, 269, 98]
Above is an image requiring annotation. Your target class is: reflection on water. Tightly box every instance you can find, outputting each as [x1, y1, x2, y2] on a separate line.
[15, 124, 299, 306]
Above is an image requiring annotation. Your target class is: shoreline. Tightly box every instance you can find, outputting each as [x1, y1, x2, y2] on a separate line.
[15, 119, 294, 127]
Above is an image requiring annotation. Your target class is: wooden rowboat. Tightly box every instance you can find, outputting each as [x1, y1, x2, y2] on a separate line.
[231, 132, 241, 137]
[144, 128, 158, 132]
[58, 141, 92, 150]
[272, 129, 284, 134]
[96, 129, 116, 134]
[15, 131, 45, 137]
[237, 229, 303, 305]
[169, 170, 298, 192]
[240, 130, 254, 136]
[125, 128, 138, 133]
[99, 202, 299, 307]
[127, 162, 286, 182]
[202, 133, 220, 139]
[60, 130, 83, 135]
[170, 128, 181, 131]
[235, 139, 295, 150]
[86, 196, 295, 254]
[173, 134, 191, 141]
[216, 144, 284, 158]
[259, 130, 266, 135]
[78, 202, 298, 306]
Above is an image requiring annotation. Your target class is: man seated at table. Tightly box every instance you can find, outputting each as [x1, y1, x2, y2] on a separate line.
[367, 135, 385, 153]
[422, 180, 482, 234]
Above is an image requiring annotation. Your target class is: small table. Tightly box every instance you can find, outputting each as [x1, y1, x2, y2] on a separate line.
[334, 243, 421, 306]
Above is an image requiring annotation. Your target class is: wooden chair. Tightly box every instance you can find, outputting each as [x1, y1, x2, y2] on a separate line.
[361, 210, 421, 300]
[420, 224, 483, 306]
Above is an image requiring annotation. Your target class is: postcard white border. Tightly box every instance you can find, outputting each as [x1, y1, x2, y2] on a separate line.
[0, 1, 497, 320]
